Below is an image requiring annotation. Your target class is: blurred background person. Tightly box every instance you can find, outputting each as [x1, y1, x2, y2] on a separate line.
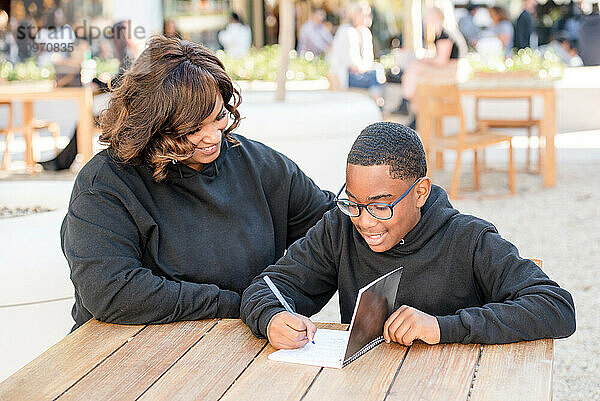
[578, 3, 600, 66]
[553, 1, 582, 44]
[112, 20, 139, 75]
[514, 0, 537, 50]
[297, 8, 332, 56]
[0, 9, 18, 63]
[41, 20, 141, 171]
[393, 7, 462, 126]
[327, 1, 385, 107]
[218, 13, 251, 58]
[489, 6, 514, 55]
[541, 30, 582, 66]
[163, 19, 181, 39]
[458, 2, 482, 48]
[39, 0, 64, 30]
[10, 1, 36, 61]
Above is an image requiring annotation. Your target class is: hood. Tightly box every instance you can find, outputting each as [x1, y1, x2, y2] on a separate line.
[388, 185, 459, 255]
[166, 137, 230, 180]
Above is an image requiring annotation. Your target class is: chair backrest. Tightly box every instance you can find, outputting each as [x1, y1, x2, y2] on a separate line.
[418, 82, 462, 118]
[417, 81, 466, 141]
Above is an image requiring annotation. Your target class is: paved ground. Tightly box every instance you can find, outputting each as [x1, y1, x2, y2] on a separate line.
[0, 91, 598, 398]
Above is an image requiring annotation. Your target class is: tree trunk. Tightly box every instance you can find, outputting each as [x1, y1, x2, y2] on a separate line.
[275, 0, 294, 101]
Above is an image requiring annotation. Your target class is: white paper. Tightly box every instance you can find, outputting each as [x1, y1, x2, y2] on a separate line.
[267, 329, 350, 369]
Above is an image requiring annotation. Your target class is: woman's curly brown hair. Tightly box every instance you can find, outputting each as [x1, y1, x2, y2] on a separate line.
[99, 35, 242, 182]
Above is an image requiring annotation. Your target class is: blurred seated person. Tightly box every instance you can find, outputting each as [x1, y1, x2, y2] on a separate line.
[394, 7, 461, 126]
[327, 1, 385, 107]
[218, 13, 251, 58]
[0, 10, 18, 63]
[541, 30, 582, 67]
[578, 3, 600, 66]
[489, 6, 514, 56]
[297, 9, 332, 56]
[11, 1, 37, 61]
[41, 21, 140, 171]
[458, 2, 482, 48]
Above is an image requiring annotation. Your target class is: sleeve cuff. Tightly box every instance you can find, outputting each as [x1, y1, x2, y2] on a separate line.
[436, 315, 469, 344]
[216, 290, 241, 318]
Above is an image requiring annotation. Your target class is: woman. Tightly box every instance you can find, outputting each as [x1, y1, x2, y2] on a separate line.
[61, 35, 335, 331]
[327, 1, 385, 106]
[395, 7, 462, 126]
[489, 6, 514, 55]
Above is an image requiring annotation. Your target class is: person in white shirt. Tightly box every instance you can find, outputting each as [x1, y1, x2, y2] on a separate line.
[218, 13, 251, 58]
[297, 9, 332, 56]
[327, 1, 384, 106]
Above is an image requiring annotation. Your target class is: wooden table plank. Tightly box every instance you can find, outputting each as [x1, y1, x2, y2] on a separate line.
[219, 344, 321, 401]
[138, 319, 266, 401]
[58, 320, 217, 401]
[302, 342, 408, 401]
[0, 320, 144, 400]
[386, 342, 480, 401]
[469, 339, 553, 401]
[220, 322, 344, 401]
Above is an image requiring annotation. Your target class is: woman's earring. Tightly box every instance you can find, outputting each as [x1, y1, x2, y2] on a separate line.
[171, 159, 177, 164]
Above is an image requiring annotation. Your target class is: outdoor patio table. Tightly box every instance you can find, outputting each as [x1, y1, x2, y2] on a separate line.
[0, 319, 553, 400]
[0, 85, 94, 168]
[458, 78, 557, 188]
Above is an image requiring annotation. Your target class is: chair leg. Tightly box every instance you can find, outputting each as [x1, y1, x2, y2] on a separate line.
[49, 122, 60, 156]
[473, 149, 480, 190]
[481, 148, 486, 171]
[2, 131, 12, 170]
[508, 139, 516, 195]
[434, 118, 444, 170]
[537, 123, 543, 174]
[526, 126, 532, 170]
[450, 150, 462, 199]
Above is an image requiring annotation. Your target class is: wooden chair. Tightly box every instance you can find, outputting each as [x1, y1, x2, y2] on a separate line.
[530, 258, 543, 269]
[416, 82, 515, 199]
[1, 101, 61, 170]
[476, 95, 542, 172]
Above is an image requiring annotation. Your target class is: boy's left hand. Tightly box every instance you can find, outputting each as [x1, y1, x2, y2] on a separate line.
[383, 305, 440, 346]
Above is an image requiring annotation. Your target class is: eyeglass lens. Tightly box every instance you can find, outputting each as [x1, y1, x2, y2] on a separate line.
[336, 201, 392, 219]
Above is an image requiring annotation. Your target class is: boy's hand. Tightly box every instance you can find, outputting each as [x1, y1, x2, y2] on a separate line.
[383, 305, 440, 346]
[267, 311, 317, 349]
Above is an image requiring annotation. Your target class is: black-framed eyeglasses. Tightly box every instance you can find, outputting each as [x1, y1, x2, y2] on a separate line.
[334, 177, 424, 220]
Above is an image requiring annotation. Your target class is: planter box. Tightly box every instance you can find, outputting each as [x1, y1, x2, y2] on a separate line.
[473, 70, 536, 79]
[0, 80, 56, 93]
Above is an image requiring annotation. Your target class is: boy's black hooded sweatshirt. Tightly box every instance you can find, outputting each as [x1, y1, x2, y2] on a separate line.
[61, 135, 335, 330]
[241, 185, 576, 344]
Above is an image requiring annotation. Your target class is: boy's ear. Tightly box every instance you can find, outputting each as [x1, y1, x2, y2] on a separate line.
[415, 177, 432, 208]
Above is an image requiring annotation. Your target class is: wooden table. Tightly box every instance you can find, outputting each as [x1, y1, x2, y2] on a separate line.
[416, 78, 557, 188]
[0, 85, 94, 168]
[460, 78, 557, 187]
[0, 319, 553, 400]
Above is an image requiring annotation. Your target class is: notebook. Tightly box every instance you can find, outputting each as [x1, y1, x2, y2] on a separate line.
[268, 267, 403, 369]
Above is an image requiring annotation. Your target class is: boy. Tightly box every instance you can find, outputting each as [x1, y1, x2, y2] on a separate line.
[241, 122, 575, 349]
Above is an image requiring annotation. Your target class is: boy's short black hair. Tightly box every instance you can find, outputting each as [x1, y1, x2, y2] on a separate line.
[347, 122, 427, 181]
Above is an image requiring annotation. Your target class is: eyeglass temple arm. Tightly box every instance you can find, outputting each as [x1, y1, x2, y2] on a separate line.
[335, 183, 347, 199]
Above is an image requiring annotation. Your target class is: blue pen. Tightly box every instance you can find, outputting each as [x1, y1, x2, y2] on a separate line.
[263, 275, 315, 344]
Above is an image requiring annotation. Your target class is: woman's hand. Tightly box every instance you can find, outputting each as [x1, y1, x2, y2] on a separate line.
[267, 311, 317, 349]
[383, 305, 441, 346]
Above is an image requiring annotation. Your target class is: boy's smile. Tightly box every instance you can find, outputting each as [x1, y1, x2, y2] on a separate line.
[345, 164, 431, 252]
